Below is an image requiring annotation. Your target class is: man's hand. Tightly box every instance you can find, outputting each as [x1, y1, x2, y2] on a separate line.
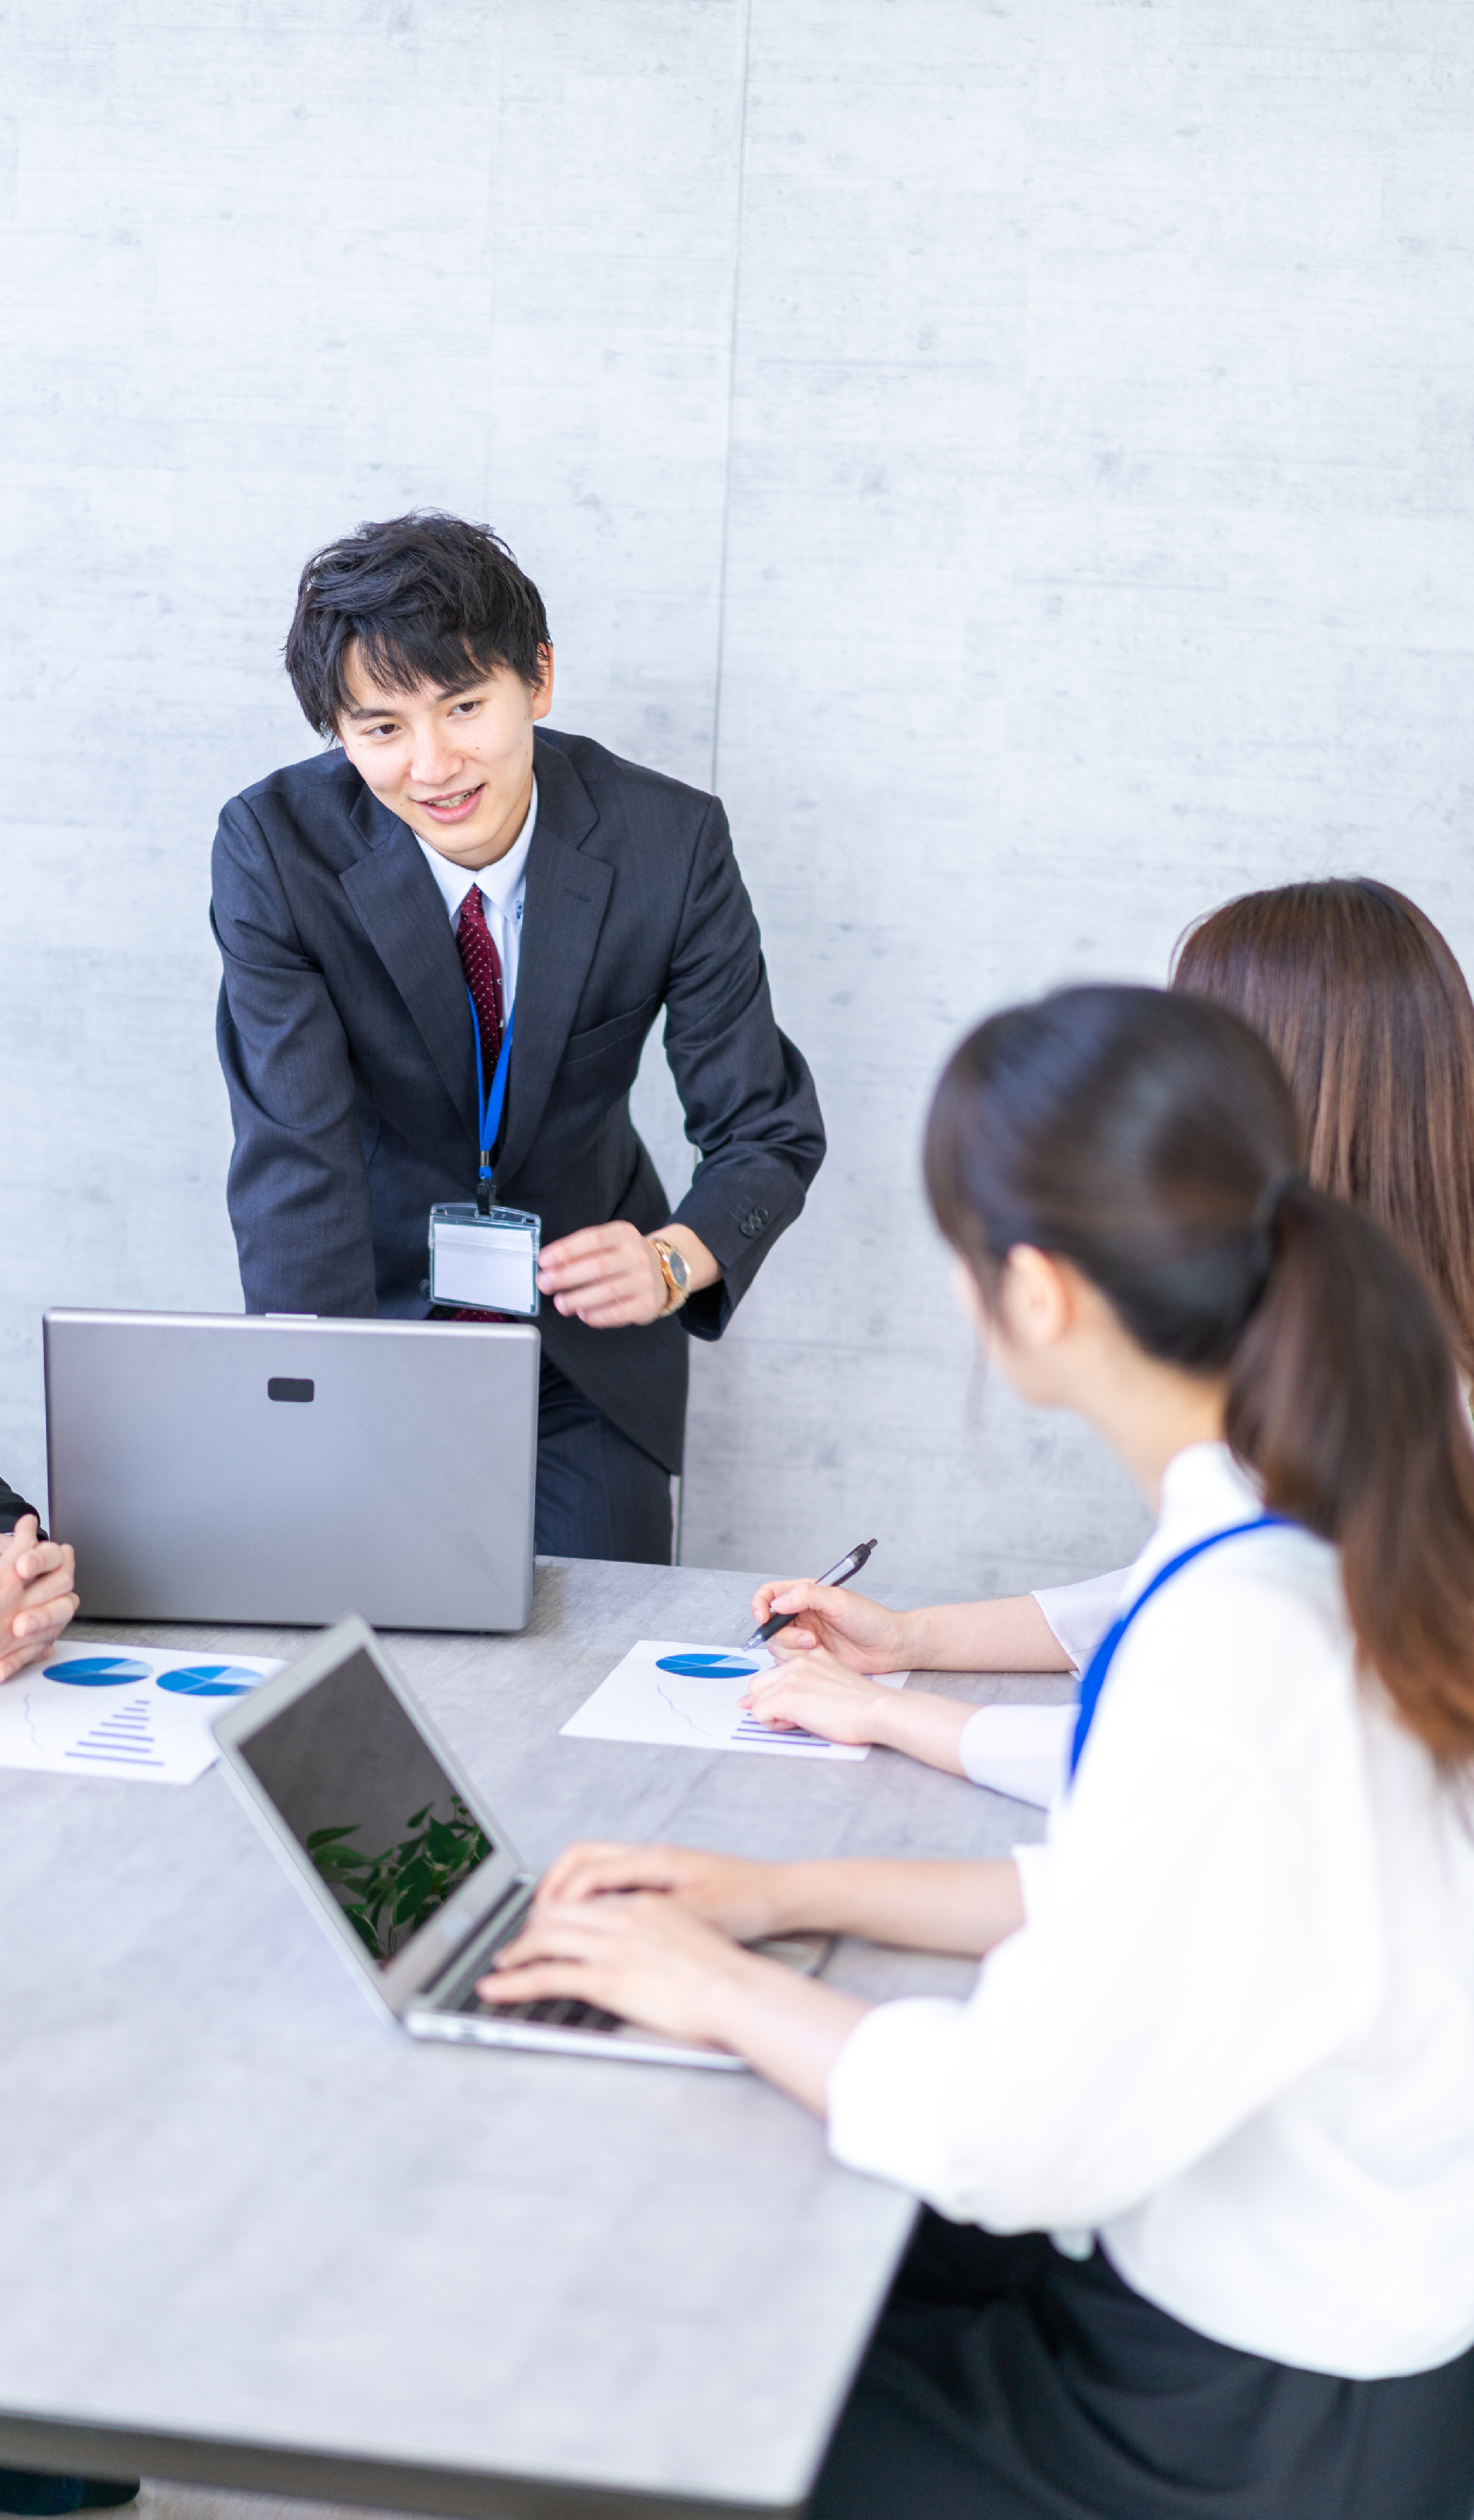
[0, 1516, 79, 1684]
[537, 1222, 719, 1329]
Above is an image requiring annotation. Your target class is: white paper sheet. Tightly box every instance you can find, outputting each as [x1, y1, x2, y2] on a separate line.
[561, 1641, 909, 1761]
[0, 1643, 284, 1786]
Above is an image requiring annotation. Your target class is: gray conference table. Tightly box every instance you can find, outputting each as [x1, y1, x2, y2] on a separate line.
[0, 1556, 1068, 2520]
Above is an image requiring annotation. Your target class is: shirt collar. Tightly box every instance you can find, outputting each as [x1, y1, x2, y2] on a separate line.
[415, 777, 538, 922]
[1126, 1441, 1267, 1593]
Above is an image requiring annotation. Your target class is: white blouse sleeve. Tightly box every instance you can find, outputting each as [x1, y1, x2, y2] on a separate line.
[1031, 1566, 1132, 1671]
[827, 1575, 1383, 2234]
[958, 1703, 1073, 1807]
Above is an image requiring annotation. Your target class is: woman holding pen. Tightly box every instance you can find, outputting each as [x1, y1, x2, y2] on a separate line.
[742, 875, 1474, 1794]
[480, 984, 1474, 2518]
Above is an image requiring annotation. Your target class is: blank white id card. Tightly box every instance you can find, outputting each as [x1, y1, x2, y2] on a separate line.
[428, 1203, 540, 1317]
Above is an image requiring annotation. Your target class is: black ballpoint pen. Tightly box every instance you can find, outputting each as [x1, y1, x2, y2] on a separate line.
[743, 1539, 878, 1651]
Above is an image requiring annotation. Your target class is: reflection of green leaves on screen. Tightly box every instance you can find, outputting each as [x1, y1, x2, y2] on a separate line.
[306, 1797, 493, 1962]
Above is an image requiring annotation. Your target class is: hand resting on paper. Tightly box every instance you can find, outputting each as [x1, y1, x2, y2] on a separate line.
[741, 1649, 907, 1746]
[745, 1575, 1071, 1774]
[0, 1516, 79, 1683]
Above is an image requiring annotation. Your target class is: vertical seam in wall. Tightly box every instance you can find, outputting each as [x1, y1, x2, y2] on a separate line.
[709, 0, 754, 797]
[481, 0, 508, 519]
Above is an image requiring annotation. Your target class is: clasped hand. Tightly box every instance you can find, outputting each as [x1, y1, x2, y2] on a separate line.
[0, 1516, 79, 1683]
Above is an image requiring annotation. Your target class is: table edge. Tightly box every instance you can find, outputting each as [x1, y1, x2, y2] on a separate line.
[0, 2413, 808, 2520]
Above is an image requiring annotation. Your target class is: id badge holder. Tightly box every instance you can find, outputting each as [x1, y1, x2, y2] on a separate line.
[429, 1203, 540, 1317]
[435, 988, 540, 1315]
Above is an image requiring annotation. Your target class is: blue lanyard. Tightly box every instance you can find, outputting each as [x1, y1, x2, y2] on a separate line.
[468, 989, 515, 1190]
[1069, 1513, 1290, 1783]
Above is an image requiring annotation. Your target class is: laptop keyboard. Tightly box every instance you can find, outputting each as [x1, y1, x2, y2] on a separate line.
[441, 1910, 622, 2033]
[468, 1991, 622, 2031]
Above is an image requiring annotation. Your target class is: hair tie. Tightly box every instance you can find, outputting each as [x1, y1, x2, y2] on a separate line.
[1255, 1169, 1306, 1232]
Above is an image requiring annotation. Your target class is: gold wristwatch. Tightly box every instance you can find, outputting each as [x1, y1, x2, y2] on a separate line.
[649, 1237, 691, 1316]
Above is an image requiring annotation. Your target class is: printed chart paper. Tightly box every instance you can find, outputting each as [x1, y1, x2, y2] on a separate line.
[561, 1641, 908, 1762]
[0, 1644, 284, 1786]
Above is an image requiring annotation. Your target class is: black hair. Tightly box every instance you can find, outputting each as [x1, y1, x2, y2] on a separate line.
[283, 511, 550, 736]
[924, 983, 1474, 1763]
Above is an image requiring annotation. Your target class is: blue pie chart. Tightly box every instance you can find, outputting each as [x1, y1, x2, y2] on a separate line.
[157, 1665, 259, 1697]
[45, 1655, 151, 1685]
[656, 1652, 760, 1680]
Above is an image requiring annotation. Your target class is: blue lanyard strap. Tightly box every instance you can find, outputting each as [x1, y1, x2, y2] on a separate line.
[1069, 1513, 1290, 1783]
[468, 990, 515, 1189]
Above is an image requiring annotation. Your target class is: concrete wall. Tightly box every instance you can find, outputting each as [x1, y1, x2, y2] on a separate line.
[3, 1, 1472, 1595]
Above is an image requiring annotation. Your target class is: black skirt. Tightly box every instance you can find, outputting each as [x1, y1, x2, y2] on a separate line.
[808, 2213, 1474, 2520]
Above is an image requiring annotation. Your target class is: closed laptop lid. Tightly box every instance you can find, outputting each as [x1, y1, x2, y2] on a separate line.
[213, 1614, 524, 2018]
[43, 1309, 539, 1632]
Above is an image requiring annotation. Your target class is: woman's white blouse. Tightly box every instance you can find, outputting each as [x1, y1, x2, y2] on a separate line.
[827, 1442, 1474, 2379]
[957, 1569, 1123, 1806]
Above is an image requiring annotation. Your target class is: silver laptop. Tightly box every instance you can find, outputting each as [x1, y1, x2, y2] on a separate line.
[44, 1309, 538, 1632]
[213, 1615, 826, 2069]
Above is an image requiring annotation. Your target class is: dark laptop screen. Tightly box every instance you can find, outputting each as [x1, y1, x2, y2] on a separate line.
[238, 1648, 496, 1969]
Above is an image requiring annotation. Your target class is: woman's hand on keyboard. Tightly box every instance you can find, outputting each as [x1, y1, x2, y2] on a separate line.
[534, 1839, 794, 1943]
[478, 1890, 755, 2047]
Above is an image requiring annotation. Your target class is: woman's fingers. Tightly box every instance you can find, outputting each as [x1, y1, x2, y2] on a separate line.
[536, 1840, 678, 1906]
[477, 1893, 743, 2047]
[767, 1624, 818, 1657]
[740, 1653, 885, 1748]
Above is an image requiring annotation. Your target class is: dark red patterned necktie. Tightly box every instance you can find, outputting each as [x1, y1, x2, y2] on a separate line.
[448, 882, 510, 1321]
[457, 882, 504, 1076]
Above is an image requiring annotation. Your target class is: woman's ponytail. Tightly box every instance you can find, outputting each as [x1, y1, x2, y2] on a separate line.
[1227, 1182, 1474, 1761]
[927, 984, 1474, 1768]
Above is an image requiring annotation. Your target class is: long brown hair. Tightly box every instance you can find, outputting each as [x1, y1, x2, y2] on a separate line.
[924, 986, 1474, 1764]
[1172, 879, 1474, 1380]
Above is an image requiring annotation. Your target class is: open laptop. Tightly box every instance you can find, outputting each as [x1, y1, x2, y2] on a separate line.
[43, 1308, 538, 1632]
[212, 1615, 827, 2069]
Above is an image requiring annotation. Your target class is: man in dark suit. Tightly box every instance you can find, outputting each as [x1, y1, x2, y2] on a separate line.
[211, 512, 825, 1563]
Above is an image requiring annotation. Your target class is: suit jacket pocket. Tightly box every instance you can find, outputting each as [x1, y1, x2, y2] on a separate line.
[560, 994, 659, 1068]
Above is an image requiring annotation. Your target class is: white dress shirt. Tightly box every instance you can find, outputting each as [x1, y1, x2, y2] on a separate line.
[829, 1443, 1474, 2378]
[415, 778, 537, 1012]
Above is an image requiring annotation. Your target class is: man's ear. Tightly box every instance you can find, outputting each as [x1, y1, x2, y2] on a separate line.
[530, 645, 555, 722]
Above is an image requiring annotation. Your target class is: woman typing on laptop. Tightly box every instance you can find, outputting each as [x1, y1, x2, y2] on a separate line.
[739, 877, 1474, 1799]
[478, 985, 1474, 2519]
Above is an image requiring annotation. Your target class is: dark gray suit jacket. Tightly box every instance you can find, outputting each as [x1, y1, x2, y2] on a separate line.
[211, 729, 825, 1471]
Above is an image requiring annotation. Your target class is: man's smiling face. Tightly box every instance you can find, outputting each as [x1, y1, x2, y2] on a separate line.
[336, 641, 554, 868]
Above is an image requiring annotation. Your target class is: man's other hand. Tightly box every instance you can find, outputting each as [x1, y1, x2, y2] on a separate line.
[0, 1516, 80, 1684]
[537, 1222, 717, 1328]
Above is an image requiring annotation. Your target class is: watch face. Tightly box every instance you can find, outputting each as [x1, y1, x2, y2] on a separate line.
[666, 1245, 690, 1290]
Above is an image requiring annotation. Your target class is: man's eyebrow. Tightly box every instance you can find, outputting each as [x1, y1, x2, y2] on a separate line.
[342, 685, 482, 721]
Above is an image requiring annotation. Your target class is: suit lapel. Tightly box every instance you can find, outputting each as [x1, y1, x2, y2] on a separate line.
[495, 739, 611, 1187]
[339, 789, 476, 1135]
